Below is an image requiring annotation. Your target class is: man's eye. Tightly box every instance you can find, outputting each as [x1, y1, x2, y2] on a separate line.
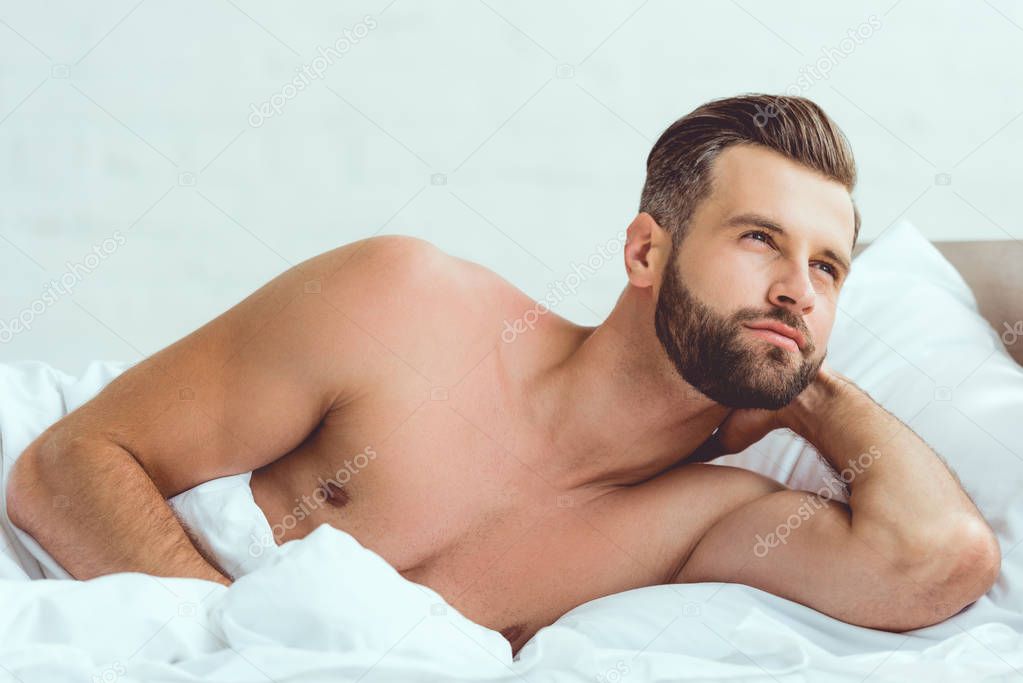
[814, 262, 838, 279]
[743, 231, 839, 281]
[742, 231, 772, 245]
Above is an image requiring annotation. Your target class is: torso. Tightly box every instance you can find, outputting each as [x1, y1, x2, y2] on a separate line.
[247, 248, 774, 655]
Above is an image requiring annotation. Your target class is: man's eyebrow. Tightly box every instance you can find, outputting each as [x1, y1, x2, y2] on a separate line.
[724, 212, 853, 276]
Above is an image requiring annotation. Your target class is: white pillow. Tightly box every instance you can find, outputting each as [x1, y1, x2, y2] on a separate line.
[717, 220, 1023, 562]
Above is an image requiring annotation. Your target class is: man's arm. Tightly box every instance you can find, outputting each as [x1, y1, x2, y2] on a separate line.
[9, 435, 236, 584]
[675, 370, 1001, 630]
[5, 235, 429, 582]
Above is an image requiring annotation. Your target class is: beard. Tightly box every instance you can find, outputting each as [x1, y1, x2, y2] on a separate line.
[654, 257, 823, 410]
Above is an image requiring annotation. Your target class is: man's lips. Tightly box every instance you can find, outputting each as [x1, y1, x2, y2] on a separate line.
[743, 321, 807, 352]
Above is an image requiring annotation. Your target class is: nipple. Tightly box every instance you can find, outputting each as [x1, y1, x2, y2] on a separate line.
[320, 480, 350, 508]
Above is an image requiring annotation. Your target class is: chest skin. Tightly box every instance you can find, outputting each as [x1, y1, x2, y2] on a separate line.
[244, 267, 739, 655]
[248, 342, 679, 654]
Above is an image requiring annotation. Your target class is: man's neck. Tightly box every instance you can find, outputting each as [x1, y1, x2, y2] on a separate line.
[527, 286, 730, 491]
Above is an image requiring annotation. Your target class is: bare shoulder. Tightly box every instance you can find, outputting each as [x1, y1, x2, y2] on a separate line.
[320, 234, 507, 308]
[594, 463, 787, 583]
[315, 234, 449, 297]
[315, 235, 518, 383]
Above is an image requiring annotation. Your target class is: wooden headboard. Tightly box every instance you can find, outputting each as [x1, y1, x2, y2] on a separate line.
[851, 239, 1023, 367]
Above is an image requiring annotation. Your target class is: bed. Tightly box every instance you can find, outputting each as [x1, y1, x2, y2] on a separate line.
[1, 220, 1022, 682]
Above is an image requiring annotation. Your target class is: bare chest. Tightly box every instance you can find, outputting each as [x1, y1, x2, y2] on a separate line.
[248, 359, 659, 652]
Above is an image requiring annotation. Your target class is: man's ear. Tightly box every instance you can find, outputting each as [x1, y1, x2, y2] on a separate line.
[624, 212, 673, 289]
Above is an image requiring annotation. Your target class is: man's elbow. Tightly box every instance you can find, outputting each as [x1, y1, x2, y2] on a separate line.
[887, 516, 1001, 631]
[936, 516, 1001, 609]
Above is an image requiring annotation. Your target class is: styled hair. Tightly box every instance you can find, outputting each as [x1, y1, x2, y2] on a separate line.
[639, 94, 860, 249]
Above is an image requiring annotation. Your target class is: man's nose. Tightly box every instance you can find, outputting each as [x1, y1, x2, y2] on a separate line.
[767, 260, 816, 314]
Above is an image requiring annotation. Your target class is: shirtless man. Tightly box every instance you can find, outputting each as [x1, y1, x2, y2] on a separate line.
[7, 94, 1000, 655]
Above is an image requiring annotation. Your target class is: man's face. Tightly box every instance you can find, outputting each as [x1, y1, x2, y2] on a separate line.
[654, 144, 856, 410]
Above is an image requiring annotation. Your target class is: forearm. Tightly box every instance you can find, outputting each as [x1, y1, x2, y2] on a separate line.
[782, 371, 993, 562]
[7, 434, 231, 585]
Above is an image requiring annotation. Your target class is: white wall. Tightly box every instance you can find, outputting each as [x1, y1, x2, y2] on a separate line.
[2, 0, 1021, 375]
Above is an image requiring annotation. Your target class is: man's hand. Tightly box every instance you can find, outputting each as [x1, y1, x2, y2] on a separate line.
[678, 359, 1000, 631]
[692, 361, 847, 461]
[711, 405, 786, 456]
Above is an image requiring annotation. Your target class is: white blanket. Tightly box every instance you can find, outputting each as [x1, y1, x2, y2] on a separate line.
[3, 360, 1023, 682]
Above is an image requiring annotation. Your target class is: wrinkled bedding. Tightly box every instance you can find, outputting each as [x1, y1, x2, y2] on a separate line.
[3, 359, 1023, 682]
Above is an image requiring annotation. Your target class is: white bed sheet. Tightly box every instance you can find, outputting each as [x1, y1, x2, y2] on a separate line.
[3, 359, 1023, 683]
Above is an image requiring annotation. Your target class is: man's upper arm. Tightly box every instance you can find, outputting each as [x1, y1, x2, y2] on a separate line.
[30, 236, 427, 497]
[675, 485, 951, 631]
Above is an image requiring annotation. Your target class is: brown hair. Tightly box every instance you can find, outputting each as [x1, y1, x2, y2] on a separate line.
[639, 94, 860, 249]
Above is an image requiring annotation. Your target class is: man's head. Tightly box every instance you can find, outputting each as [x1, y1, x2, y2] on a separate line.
[625, 94, 858, 410]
